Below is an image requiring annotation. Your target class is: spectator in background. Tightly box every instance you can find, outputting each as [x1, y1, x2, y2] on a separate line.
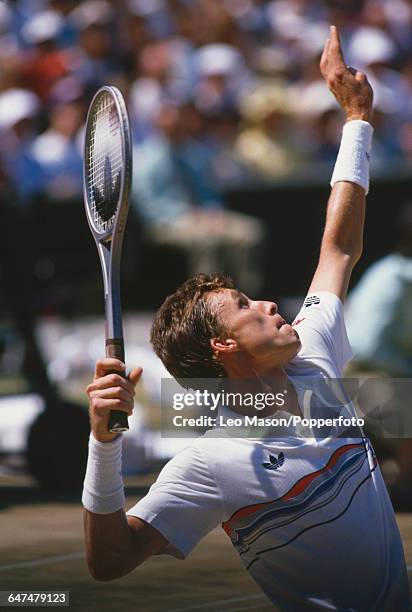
[20, 10, 69, 100]
[68, 1, 121, 93]
[0, 3, 19, 61]
[346, 27, 412, 168]
[234, 81, 301, 178]
[47, 0, 80, 48]
[347, 26, 409, 118]
[29, 97, 84, 201]
[346, 203, 412, 376]
[193, 43, 250, 115]
[0, 88, 43, 202]
[129, 39, 190, 143]
[126, 0, 173, 41]
[364, 0, 412, 53]
[294, 79, 341, 167]
[202, 106, 248, 186]
[132, 101, 266, 294]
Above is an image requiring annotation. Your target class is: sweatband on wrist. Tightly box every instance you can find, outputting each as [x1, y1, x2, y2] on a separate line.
[330, 120, 374, 194]
[82, 434, 125, 514]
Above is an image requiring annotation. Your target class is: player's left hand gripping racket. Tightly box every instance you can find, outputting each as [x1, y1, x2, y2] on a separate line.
[83, 86, 132, 433]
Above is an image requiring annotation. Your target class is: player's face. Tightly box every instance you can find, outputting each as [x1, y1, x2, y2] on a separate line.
[208, 289, 301, 373]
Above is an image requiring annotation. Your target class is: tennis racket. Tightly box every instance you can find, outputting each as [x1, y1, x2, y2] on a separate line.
[83, 86, 132, 433]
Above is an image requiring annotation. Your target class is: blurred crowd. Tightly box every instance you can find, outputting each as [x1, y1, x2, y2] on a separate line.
[2, 0, 412, 205]
[1, 0, 412, 499]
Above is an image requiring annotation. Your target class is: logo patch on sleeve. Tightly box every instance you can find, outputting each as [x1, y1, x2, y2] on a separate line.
[292, 317, 305, 326]
[304, 295, 320, 308]
[262, 452, 285, 471]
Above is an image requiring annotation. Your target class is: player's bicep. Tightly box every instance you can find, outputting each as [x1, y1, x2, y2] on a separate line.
[127, 515, 170, 563]
[309, 247, 354, 302]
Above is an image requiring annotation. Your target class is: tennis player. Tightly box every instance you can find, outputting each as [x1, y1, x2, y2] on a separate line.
[82, 27, 411, 610]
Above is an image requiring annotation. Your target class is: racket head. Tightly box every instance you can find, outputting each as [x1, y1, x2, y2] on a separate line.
[83, 86, 132, 241]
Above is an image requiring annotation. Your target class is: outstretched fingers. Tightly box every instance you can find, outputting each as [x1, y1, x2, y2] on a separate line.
[320, 25, 373, 126]
[329, 25, 344, 64]
[320, 25, 346, 79]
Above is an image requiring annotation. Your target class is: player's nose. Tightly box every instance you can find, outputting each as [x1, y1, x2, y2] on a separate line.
[256, 301, 277, 315]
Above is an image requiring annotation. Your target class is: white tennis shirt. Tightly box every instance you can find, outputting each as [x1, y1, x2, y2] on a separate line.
[127, 292, 411, 610]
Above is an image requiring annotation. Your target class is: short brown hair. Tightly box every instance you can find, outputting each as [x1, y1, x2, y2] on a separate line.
[150, 273, 234, 384]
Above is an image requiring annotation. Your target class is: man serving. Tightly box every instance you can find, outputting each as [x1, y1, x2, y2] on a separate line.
[82, 27, 411, 610]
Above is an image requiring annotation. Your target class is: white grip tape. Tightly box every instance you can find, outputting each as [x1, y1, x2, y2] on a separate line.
[331, 120, 374, 194]
[82, 434, 125, 514]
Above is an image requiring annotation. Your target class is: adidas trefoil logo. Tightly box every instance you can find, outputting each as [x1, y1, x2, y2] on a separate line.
[304, 295, 320, 308]
[262, 452, 285, 471]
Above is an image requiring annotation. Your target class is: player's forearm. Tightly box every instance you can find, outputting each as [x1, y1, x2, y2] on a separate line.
[81, 434, 135, 580]
[322, 180, 366, 263]
[322, 116, 373, 261]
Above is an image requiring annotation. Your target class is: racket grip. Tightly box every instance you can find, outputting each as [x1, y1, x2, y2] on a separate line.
[106, 338, 129, 433]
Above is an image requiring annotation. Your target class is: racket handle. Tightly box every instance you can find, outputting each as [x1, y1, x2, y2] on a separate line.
[106, 338, 129, 433]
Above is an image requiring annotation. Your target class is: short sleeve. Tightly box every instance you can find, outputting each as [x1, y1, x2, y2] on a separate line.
[126, 445, 224, 558]
[291, 292, 352, 376]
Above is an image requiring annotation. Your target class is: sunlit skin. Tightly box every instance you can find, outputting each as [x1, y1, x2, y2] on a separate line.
[209, 289, 301, 378]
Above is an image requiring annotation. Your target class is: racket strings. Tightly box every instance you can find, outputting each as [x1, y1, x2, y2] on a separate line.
[88, 92, 123, 233]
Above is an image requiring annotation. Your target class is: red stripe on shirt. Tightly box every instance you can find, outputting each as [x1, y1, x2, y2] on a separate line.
[222, 442, 365, 537]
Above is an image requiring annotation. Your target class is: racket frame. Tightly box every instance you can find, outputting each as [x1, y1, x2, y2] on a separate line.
[83, 86, 132, 432]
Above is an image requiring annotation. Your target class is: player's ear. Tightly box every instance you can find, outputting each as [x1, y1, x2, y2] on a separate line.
[210, 336, 238, 355]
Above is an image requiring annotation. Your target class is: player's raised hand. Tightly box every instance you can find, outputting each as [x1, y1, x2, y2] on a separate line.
[320, 25, 373, 123]
[87, 359, 143, 443]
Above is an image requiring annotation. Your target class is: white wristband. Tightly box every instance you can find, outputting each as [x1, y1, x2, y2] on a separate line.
[82, 434, 125, 514]
[330, 120, 373, 194]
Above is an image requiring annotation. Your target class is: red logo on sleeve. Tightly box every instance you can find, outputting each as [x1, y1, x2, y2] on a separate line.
[292, 317, 306, 327]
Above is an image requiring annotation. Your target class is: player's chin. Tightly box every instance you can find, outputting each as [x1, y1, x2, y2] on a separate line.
[282, 329, 301, 356]
[274, 332, 300, 359]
